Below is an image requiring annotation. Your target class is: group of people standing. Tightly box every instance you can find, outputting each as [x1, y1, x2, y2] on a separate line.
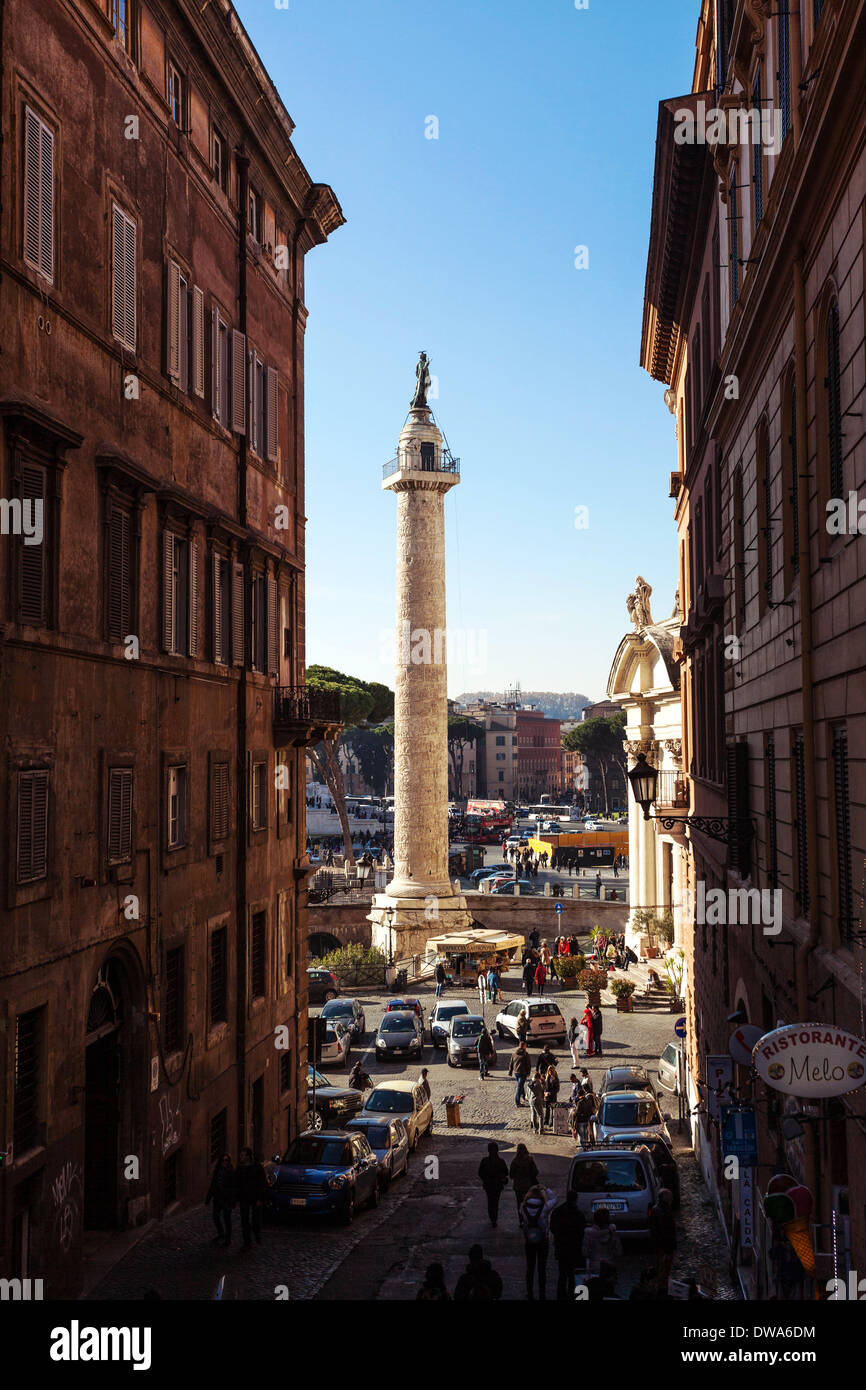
[205, 1148, 268, 1251]
[568, 1005, 604, 1059]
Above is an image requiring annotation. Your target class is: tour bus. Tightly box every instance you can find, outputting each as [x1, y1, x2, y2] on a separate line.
[527, 804, 574, 821]
[464, 799, 513, 844]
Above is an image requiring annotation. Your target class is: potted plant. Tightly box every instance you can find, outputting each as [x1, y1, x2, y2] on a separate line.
[611, 978, 637, 1012]
[578, 968, 609, 1008]
[553, 953, 585, 982]
[664, 946, 685, 1011]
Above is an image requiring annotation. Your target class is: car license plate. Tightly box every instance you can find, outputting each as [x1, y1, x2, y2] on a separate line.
[290, 1198, 306, 1207]
[393, 1048, 402, 1054]
[541, 1022, 555, 1030]
[593, 1200, 626, 1213]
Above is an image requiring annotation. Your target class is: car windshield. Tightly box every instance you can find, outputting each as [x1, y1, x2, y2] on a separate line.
[285, 1138, 350, 1167]
[322, 1002, 352, 1018]
[437, 1006, 468, 1022]
[601, 1101, 659, 1127]
[365, 1090, 411, 1114]
[453, 1020, 482, 1038]
[355, 1124, 390, 1148]
[529, 1004, 561, 1018]
[307, 1068, 330, 1088]
[571, 1159, 648, 1193]
[608, 1075, 648, 1091]
[380, 1016, 413, 1033]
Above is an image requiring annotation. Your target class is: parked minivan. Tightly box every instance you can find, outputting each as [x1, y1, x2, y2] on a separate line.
[658, 1042, 683, 1094]
[567, 1144, 662, 1236]
[360, 1079, 433, 1149]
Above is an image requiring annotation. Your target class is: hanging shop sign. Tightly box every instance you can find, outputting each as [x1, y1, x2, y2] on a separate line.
[728, 1024, 764, 1066]
[752, 1023, 866, 1097]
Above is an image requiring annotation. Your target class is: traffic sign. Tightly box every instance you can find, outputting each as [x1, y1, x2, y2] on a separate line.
[553, 902, 563, 914]
[674, 1016, 687, 1039]
[722, 1107, 759, 1167]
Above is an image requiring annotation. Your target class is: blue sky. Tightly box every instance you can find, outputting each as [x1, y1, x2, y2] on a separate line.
[236, 0, 699, 701]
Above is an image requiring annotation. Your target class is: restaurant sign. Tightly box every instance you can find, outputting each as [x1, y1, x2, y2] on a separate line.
[752, 1023, 866, 1097]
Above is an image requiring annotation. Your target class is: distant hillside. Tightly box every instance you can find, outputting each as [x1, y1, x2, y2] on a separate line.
[455, 691, 593, 720]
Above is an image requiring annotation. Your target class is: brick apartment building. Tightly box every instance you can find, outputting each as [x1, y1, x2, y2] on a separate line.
[641, 0, 865, 1293]
[0, 0, 342, 1295]
[515, 707, 562, 802]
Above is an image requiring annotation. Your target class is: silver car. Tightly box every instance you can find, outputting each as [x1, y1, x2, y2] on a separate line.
[345, 1115, 410, 1189]
[429, 999, 470, 1049]
[568, 1144, 663, 1236]
[658, 1042, 683, 1094]
[446, 1015, 495, 1068]
[592, 1090, 672, 1147]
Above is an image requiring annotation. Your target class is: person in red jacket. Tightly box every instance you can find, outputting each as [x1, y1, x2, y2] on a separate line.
[534, 960, 547, 993]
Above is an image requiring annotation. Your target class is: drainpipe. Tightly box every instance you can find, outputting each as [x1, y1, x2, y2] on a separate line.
[235, 150, 250, 1150]
[793, 253, 819, 1205]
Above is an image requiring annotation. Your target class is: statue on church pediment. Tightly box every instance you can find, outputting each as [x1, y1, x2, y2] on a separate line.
[627, 575, 654, 630]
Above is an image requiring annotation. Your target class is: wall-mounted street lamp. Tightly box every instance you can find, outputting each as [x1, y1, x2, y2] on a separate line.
[627, 753, 754, 848]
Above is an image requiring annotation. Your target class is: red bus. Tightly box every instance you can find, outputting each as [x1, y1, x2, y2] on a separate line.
[465, 801, 513, 844]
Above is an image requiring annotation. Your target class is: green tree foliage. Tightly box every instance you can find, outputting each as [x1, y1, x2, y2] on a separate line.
[562, 712, 627, 815]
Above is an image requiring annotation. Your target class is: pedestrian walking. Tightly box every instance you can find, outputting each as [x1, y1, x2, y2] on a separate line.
[509, 1142, 540, 1213]
[516, 1007, 529, 1044]
[568, 1016, 581, 1068]
[528, 1071, 545, 1133]
[650, 1187, 677, 1286]
[235, 1146, 267, 1250]
[453, 1245, 503, 1301]
[595, 871, 602, 899]
[533, 959, 547, 994]
[435, 960, 446, 996]
[477, 1142, 509, 1227]
[476, 1025, 496, 1079]
[536, 1043, 556, 1074]
[205, 1153, 237, 1247]
[576, 1089, 596, 1147]
[519, 1184, 557, 1300]
[578, 1067, 594, 1095]
[508, 1042, 532, 1107]
[416, 1262, 450, 1301]
[486, 964, 499, 1003]
[582, 1206, 622, 1276]
[612, 860, 619, 878]
[418, 1067, 431, 1101]
[541, 940, 551, 969]
[543, 1062, 560, 1128]
[590, 1004, 603, 1057]
[522, 958, 535, 996]
[549, 1191, 587, 1301]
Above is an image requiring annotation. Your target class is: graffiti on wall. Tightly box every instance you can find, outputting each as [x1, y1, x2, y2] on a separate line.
[158, 1094, 181, 1155]
[50, 1160, 82, 1255]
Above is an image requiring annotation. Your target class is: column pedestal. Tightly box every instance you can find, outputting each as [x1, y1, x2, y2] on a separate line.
[368, 892, 474, 963]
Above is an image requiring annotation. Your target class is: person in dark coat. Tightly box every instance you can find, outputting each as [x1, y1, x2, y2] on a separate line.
[205, 1153, 237, 1247]
[508, 1042, 532, 1106]
[416, 1262, 450, 1301]
[235, 1146, 267, 1249]
[508, 1143, 539, 1212]
[529, 928, 540, 950]
[477, 1141, 509, 1226]
[549, 1191, 587, 1300]
[590, 1004, 604, 1057]
[650, 1188, 677, 1285]
[522, 959, 535, 996]
[435, 960, 447, 996]
[453, 1245, 503, 1301]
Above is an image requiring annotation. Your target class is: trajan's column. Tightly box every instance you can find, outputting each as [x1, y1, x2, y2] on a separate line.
[369, 354, 473, 960]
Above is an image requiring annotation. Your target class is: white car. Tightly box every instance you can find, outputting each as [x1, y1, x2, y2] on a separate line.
[495, 997, 567, 1044]
[428, 999, 471, 1048]
[318, 1018, 352, 1069]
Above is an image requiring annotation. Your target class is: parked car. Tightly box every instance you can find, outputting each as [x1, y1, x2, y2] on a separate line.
[265, 1129, 380, 1223]
[495, 998, 567, 1044]
[583, 820, 600, 832]
[491, 879, 537, 895]
[541, 821, 562, 833]
[600, 1132, 680, 1207]
[592, 1090, 672, 1146]
[658, 1041, 683, 1094]
[469, 863, 510, 883]
[599, 1065, 658, 1101]
[567, 1144, 663, 1236]
[305, 1065, 365, 1131]
[307, 967, 339, 1003]
[318, 1018, 352, 1069]
[361, 1079, 434, 1149]
[346, 1115, 410, 1189]
[321, 997, 366, 1040]
[375, 1010, 424, 1060]
[429, 999, 471, 1048]
[385, 996, 425, 1021]
[446, 1015, 495, 1068]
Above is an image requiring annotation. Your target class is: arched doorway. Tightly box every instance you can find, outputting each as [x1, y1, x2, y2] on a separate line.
[83, 948, 145, 1230]
[308, 932, 341, 960]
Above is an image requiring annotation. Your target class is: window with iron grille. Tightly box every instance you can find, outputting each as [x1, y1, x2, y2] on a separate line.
[251, 760, 267, 831]
[729, 169, 739, 308]
[164, 1149, 180, 1204]
[832, 728, 853, 944]
[14, 1008, 42, 1153]
[164, 947, 184, 1053]
[209, 926, 228, 1027]
[826, 300, 843, 501]
[752, 67, 763, 226]
[210, 761, 230, 842]
[765, 736, 778, 888]
[107, 766, 134, 864]
[17, 769, 49, 884]
[250, 911, 267, 1001]
[777, 1, 791, 137]
[209, 1108, 228, 1166]
[792, 731, 809, 914]
[280, 1050, 291, 1094]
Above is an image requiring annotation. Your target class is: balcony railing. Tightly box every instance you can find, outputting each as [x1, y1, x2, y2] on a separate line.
[273, 685, 343, 746]
[383, 449, 461, 481]
[654, 770, 689, 808]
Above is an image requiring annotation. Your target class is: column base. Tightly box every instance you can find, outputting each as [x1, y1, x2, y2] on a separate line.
[368, 892, 475, 962]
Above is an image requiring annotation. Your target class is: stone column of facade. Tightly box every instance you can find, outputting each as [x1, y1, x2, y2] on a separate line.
[369, 363, 473, 960]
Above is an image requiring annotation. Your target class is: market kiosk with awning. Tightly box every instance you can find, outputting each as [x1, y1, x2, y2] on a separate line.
[424, 929, 524, 985]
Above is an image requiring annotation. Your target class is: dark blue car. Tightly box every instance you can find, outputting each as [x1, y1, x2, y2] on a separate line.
[265, 1130, 380, 1224]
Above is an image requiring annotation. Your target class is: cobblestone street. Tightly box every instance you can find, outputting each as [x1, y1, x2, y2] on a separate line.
[89, 961, 739, 1301]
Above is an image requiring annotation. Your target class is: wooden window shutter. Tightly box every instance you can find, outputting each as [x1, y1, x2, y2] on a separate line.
[833, 728, 852, 943]
[192, 286, 205, 397]
[267, 574, 278, 676]
[23, 107, 54, 280]
[17, 769, 49, 883]
[167, 260, 181, 380]
[188, 539, 198, 656]
[231, 330, 246, 433]
[211, 306, 220, 419]
[107, 504, 132, 641]
[247, 347, 255, 448]
[212, 553, 224, 663]
[211, 761, 230, 841]
[112, 205, 136, 350]
[17, 463, 47, 625]
[232, 559, 244, 666]
[112, 205, 126, 343]
[827, 301, 843, 500]
[123, 213, 136, 349]
[162, 530, 175, 652]
[108, 766, 133, 864]
[266, 367, 278, 463]
[726, 741, 751, 878]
